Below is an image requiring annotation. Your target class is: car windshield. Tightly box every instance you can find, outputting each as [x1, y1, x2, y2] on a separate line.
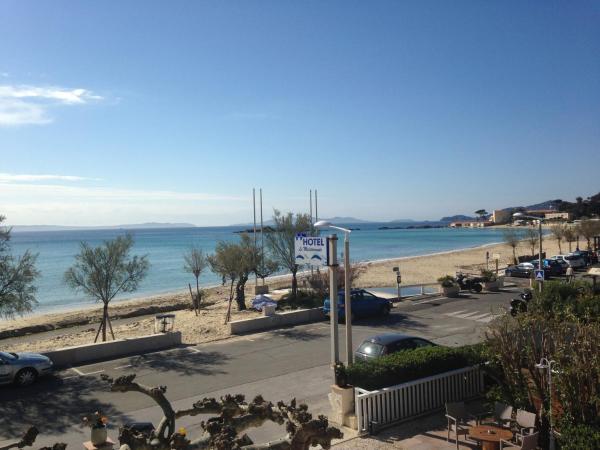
[357, 341, 384, 356]
[0, 351, 17, 360]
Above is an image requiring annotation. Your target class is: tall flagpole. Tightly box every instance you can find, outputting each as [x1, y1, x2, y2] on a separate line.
[253, 188, 257, 286]
[260, 188, 265, 286]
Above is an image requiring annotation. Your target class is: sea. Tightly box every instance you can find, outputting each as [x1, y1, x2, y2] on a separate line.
[8, 224, 520, 316]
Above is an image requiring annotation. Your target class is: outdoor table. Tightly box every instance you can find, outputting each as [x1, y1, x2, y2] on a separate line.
[468, 425, 513, 450]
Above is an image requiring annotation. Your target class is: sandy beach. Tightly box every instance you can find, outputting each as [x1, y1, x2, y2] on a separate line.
[0, 235, 569, 353]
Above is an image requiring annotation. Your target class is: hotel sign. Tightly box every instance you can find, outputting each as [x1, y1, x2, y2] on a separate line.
[294, 234, 328, 267]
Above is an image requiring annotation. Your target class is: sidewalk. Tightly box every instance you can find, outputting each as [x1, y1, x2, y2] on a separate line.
[333, 410, 480, 450]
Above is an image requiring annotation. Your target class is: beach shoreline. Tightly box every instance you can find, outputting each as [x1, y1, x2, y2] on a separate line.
[0, 235, 567, 352]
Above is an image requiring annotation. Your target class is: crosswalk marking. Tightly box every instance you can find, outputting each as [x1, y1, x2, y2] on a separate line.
[443, 310, 497, 323]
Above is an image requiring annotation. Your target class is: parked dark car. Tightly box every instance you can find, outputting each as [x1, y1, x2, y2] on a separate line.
[505, 262, 553, 279]
[532, 259, 565, 277]
[354, 333, 437, 362]
[323, 289, 391, 321]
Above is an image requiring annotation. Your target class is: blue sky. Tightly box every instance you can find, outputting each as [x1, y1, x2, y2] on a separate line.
[1, 1, 599, 226]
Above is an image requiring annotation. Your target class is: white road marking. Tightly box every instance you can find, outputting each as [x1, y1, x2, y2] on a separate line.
[187, 347, 202, 353]
[444, 310, 468, 317]
[114, 364, 133, 370]
[454, 311, 481, 319]
[470, 313, 492, 321]
[70, 367, 104, 376]
[476, 315, 495, 323]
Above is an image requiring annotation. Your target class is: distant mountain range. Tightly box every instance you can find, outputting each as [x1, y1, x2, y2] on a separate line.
[439, 215, 476, 222]
[11, 222, 197, 233]
[502, 200, 560, 212]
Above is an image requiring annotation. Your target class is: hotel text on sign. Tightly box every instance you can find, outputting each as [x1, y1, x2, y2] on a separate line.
[294, 234, 328, 267]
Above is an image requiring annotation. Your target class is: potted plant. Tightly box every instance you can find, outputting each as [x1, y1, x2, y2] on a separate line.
[480, 269, 500, 292]
[83, 411, 109, 445]
[438, 275, 459, 298]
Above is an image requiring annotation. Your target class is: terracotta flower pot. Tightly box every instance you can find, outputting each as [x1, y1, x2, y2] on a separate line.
[442, 285, 460, 298]
[91, 426, 107, 445]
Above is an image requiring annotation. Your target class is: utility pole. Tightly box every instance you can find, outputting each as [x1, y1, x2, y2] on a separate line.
[328, 234, 339, 376]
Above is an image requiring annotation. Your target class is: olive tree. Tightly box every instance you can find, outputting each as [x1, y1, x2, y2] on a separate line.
[0, 215, 40, 318]
[563, 227, 577, 252]
[183, 247, 208, 315]
[550, 224, 565, 254]
[265, 210, 311, 299]
[576, 219, 600, 251]
[502, 228, 521, 264]
[524, 227, 541, 257]
[64, 234, 149, 342]
[207, 238, 255, 322]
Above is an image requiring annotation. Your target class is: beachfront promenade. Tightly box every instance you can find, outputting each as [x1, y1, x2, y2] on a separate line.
[0, 287, 519, 446]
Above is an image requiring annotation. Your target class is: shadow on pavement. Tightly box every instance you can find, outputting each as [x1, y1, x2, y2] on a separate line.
[0, 375, 130, 440]
[269, 327, 326, 341]
[123, 348, 230, 376]
[356, 312, 428, 330]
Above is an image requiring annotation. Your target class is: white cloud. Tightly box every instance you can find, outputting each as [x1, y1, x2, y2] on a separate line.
[0, 84, 103, 126]
[0, 173, 98, 182]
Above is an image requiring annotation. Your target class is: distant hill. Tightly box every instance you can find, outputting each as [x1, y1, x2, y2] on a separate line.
[502, 200, 561, 212]
[12, 223, 197, 233]
[439, 215, 476, 222]
[230, 216, 373, 227]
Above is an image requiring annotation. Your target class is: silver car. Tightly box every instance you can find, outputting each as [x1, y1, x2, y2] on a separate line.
[0, 351, 53, 386]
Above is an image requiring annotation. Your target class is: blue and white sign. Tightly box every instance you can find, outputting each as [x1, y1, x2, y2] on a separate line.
[534, 269, 545, 281]
[294, 234, 327, 267]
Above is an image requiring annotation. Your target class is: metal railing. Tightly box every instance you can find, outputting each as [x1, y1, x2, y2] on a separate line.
[355, 365, 484, 433]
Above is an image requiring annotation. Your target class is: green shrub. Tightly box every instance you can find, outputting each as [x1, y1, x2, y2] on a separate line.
[437, 275, 457, 288]
[558, 423, 600, 450]
[277, 290, 323, 310]
[480, 269, 497, 282]
[343, 344, 485, 391]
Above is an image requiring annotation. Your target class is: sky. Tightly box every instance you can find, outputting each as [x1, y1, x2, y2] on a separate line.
[1, 1, 599, 226]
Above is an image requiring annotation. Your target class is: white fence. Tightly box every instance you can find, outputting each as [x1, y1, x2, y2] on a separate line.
[355, 365, 484, 433]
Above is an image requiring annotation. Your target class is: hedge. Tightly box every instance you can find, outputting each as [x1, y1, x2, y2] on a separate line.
[343, 343, 485, 391]
[558, 423, 600, 450]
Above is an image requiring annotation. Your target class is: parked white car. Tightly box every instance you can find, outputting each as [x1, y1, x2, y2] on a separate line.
[550, 255, 585, 269]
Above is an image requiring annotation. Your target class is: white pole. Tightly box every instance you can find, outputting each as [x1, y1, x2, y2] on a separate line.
[260, 188, 264, 286]
[344, 234, 352, 364]
[538, 219, 543, 293]
[315, 189, 318, 223]
[253, 188, 257, 286]
[328, 234, 339, 377]
[548, 360, 555, 450]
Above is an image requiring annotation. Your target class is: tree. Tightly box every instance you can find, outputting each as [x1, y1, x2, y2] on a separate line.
[64, 234, 149, 342]
[0, 215, 40, 318]
[474, 209, 488, 222]
[207, 241, 245, 323]
[265, 210, 311, 299]
[234, 234, 260, 312]
[576, 220, 600, 251]
[550, 224, 565, 254]
[502, 229, 521, 264]
[524, 227, 541, 257]
[101, 373, 342, 450]
[183, 247, 208, 315]
[563, 227, 577, 252]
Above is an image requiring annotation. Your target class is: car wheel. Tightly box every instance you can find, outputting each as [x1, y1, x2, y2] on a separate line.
[15, 368, 37, 387]
[381, 304, 391, 316]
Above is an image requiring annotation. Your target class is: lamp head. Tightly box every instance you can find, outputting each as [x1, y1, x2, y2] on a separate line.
[314, 220, 331, 228]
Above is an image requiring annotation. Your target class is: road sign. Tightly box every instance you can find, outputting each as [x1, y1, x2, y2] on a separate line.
[534, 269, 545, 281]
[492, 253, 500, 260]
[294, 234, 328, 267]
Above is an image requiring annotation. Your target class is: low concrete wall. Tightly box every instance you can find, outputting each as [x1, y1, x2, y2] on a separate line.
[229, 308, 325, 334]
[43, 331, 182, 368]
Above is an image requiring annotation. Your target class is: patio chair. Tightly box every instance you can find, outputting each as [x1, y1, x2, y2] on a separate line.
[445, 402, 478, 450]
[482, 402, 513, 428]
[500, 431, 538, 449]
[512, 409, 537, 441]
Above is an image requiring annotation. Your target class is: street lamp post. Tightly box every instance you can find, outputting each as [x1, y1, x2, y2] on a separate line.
[513, 212, 544, 293]
[315, 220, 353, 365]
[535, 357, 557, 450]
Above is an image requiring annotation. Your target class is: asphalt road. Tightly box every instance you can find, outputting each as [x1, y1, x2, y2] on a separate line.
[0, 287, 520, 447]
